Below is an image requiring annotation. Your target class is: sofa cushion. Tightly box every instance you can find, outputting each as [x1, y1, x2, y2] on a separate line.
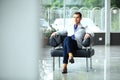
[51, 48, 94, 57]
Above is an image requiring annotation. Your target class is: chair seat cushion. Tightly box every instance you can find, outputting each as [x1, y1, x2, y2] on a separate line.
[51, 48, 94, 57]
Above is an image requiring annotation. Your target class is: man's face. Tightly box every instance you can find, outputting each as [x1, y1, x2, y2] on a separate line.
[73, 14, 82, 25]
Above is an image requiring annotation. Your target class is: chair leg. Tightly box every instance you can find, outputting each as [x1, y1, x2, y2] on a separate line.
[90, 57, 92, 69]
[86, 58, 89, 72]
[58, 57, 60, 68]
[53, 57, 55, 71]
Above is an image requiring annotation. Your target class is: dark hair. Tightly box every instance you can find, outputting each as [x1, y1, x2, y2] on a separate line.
[74, 12, 82, 18]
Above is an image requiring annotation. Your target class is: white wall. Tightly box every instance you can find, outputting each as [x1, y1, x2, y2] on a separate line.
[0, 0, 41, 80]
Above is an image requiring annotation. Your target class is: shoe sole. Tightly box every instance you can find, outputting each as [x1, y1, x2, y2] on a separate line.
[62, 69, 67, 74]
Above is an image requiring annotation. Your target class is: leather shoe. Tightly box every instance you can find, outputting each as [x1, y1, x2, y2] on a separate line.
[69, 58, 74, 63]
[62, 68, 67, 74]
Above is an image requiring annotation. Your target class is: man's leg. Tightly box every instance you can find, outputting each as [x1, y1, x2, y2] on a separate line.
[63, 37, 78, 63]
[62, 37, 68, 73]
[62, 37, 78, 73]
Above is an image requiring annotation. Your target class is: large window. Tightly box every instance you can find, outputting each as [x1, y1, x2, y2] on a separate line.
[40, 0, 120, 33]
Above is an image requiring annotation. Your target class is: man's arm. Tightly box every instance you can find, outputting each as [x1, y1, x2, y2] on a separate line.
[84, 33, 94, 39]
[84, 26, 94, 39]
[51, 29, 67, 37]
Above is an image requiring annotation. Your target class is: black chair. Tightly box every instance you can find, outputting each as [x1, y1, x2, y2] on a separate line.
[49, 34, 95, 72]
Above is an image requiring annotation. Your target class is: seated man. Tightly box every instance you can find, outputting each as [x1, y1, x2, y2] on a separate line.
[51, 12, 94, 73]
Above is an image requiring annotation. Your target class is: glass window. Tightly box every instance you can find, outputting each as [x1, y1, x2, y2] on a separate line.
[111, 7, 120, 32]
[40, 0, 120, 33]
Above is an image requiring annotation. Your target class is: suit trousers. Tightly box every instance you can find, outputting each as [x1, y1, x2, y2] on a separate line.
[63, 36, 90, 64]
[63, 36, 78, 64]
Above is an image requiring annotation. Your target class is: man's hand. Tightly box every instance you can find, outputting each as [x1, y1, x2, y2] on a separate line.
[84, 33, 90, 39]
[51, 32, 57, 37]
[71, 35, 75, 40]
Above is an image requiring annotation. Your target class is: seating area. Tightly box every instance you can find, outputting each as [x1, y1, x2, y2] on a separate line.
[49, 34, 95, 72]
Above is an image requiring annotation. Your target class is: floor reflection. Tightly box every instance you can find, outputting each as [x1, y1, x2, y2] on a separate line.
[39, 45, 120, 80]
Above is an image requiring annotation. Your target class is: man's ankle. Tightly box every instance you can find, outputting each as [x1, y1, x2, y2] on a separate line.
[68, 52, 73, 58]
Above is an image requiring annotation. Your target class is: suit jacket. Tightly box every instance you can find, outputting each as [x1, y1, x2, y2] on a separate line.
[56, 23, 92, 48]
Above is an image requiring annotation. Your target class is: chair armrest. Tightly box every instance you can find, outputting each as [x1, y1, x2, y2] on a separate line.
[82, 36, 94, 48]
[49, 34, 67, 47]
[49, 35, 62, 47]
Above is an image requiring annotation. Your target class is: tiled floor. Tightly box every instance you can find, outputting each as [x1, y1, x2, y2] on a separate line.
[39, 45, 120, 80]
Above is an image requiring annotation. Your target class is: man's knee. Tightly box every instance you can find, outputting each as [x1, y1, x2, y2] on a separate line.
[64, 37, 71, 43]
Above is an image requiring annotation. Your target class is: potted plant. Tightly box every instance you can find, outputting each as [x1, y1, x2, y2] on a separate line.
[43, 26, 56, 47]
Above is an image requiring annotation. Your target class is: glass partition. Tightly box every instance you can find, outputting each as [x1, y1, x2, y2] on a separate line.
[110, 7, 120, 32]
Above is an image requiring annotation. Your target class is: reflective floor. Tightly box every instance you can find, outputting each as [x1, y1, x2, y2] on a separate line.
[39, 45, 120, 80]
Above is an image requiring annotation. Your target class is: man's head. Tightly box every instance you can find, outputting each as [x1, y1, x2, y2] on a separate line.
[73, 12, 82, 25]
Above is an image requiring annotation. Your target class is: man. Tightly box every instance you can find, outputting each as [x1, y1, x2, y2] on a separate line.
[51, 12, 94, 73]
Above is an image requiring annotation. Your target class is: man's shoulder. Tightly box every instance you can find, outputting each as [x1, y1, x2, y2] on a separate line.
[78, 23, 86, 29]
